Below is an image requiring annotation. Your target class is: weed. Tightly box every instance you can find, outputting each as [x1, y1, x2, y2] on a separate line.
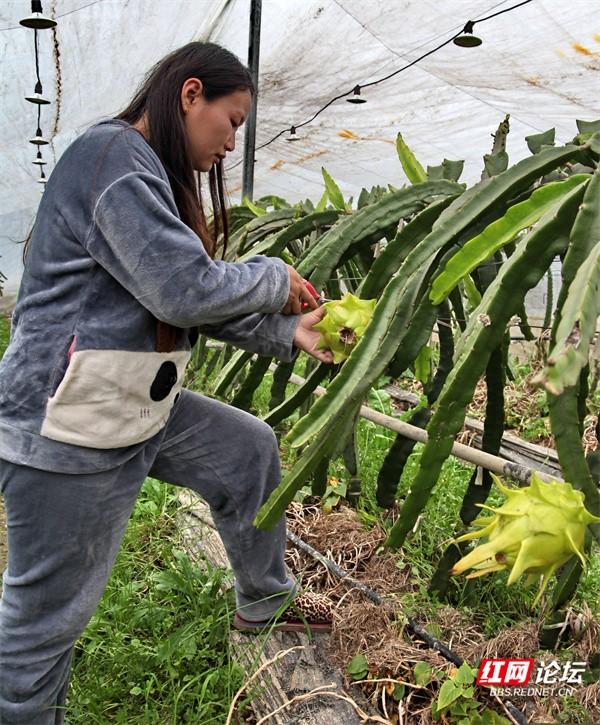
[67, 478, 252, 724]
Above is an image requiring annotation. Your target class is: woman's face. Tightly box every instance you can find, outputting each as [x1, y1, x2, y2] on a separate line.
[181, 78, 252, 172]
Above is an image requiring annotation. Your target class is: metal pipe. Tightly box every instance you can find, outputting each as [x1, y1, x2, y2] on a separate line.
[202, 342, 564, 485]
[284, 371, 563, 485]
[242, 0, 262, 201]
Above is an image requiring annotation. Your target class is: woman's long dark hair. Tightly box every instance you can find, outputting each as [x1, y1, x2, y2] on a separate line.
[22, 42, 254, 265]
[115, 41, 254, 259]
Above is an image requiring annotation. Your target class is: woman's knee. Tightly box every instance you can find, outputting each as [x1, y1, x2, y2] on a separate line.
[242, 415, 280, 462]
[1, 567, 105, 648]
[213, 416, 280, 506]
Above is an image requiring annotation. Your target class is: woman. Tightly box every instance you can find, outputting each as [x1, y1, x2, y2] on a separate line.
[0, 41, 335, 724]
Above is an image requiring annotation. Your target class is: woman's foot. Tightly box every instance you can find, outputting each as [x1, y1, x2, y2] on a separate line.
[232, 591, 334, 633]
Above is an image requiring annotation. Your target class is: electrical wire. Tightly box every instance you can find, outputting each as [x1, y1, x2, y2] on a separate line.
[476, 0, 534, 23]
[33, 28, 41, 85]
[437, 318, 553, 332]
[250, 0, 535, 155]
[20, 5, 56, 184]
[0, 0, 102, 31]
[328, 272, 560, 332]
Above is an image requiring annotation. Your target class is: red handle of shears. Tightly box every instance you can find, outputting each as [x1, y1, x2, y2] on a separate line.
[301, 281, 330, 310]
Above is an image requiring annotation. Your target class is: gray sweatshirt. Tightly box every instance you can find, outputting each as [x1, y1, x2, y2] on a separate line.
[0, 119, 301, 473]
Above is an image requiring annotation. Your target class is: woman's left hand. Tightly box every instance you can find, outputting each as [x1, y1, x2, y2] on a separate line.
[293, 306, 334, 364]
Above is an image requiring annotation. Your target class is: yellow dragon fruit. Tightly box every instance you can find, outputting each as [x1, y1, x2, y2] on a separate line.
[451, 472, 600, 605]
[313, 292, 376, 363]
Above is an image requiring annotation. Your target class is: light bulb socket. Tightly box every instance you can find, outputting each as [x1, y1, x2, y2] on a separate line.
[347, 85, 367, 104]
[286, 126, 300, 141]
[25, 81, 51, 105]
[453, 21, 482, 47]
[29, 127, 49, 145]
[20, 1, 57, 29]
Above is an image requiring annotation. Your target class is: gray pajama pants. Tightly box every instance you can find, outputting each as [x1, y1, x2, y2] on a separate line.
[0, 389, 297, 724]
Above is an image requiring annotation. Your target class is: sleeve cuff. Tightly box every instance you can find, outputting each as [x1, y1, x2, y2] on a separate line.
[271, 313, 302, 362]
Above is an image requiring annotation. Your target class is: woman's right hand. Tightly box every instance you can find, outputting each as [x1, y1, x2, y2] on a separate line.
[280, 266, 319, 315]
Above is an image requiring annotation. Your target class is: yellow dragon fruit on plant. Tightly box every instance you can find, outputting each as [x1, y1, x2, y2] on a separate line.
[313, 292, 376, 363]
[451, 472, 600, 605]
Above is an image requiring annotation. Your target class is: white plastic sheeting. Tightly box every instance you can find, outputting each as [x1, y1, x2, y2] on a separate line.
[1, 0, 598, 306]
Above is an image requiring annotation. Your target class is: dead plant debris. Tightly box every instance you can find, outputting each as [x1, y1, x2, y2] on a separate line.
[284, 502, 600, 724]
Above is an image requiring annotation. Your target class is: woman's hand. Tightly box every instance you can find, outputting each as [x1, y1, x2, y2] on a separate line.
[293, 306, 334, 364]
[281, 266, 319, 315]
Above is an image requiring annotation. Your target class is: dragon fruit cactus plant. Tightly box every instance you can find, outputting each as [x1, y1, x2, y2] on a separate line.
[451, 472, 600, 605]
[313, 292, 376, 363]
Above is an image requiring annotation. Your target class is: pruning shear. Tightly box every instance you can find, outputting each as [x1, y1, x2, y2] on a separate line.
[301, 280, 332, 310]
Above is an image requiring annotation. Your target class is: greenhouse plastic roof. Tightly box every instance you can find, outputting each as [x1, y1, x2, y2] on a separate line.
[1, 0, 599, 300]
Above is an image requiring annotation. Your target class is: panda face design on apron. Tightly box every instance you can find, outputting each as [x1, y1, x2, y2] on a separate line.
[150, 361, 178, 401]
[41, 341, 191, 449]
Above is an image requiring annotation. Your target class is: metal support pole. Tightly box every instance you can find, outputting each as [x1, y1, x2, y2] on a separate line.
[242, 0, 261, 201]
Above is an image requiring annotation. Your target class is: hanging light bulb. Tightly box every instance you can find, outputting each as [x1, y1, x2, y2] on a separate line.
[453, 20, 482, 47]
[29, 126, 49, 145]
[20, 0, 57, 29]
[286, 126, 300, 141]
[347, 85, 367, 104]
[37, 169, 47, 185]
[32, 150, 46, 166]
[25, 80, 50, 105]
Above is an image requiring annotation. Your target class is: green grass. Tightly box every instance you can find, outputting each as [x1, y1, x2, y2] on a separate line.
[0, 314, 10, 357]
[67, 478, 253, 724]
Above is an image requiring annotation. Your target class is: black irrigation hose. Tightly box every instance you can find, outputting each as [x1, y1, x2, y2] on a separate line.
[285, 529, 528, 725]
[287, 529, 464, 664]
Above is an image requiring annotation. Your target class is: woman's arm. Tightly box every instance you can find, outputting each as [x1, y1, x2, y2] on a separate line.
[197, 310, 301, 362]
[88, 170, 290, 328]
[197, 305, 334, 365]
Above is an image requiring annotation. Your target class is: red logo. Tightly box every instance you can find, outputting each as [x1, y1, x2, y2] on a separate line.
[477, 658, 534, 686]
